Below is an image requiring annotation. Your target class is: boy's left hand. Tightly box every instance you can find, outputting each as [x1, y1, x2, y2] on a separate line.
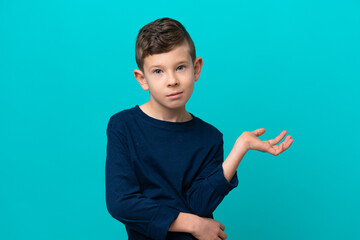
[238, 128, 294, 156]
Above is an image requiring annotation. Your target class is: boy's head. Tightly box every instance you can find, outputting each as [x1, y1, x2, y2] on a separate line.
[134, 18, 203, 112]
[135, 17, 196, 72]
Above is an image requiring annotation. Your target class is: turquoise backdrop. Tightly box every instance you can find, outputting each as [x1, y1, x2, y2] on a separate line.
[1, 0, 359, 239]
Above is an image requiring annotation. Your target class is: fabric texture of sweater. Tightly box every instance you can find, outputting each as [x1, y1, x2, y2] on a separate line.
[105, 105, 238, 240]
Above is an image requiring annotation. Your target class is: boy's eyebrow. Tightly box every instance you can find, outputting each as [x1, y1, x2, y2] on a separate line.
[148, 61, 189, 69]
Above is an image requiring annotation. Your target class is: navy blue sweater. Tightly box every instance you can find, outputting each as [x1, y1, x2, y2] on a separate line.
[105, 105, 238, 240]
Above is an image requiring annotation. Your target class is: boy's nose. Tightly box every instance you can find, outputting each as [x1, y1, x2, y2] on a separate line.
[167, 73, 179, 86]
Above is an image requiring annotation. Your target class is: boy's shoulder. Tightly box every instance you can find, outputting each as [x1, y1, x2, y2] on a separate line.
[107, 106, 136, 128]
[194, 115, 223, 138]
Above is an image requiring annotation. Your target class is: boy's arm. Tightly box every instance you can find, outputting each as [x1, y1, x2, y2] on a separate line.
[106, 119, 179, 240]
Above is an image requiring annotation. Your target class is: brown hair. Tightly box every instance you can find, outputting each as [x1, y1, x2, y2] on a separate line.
[135, 17, 196, 72]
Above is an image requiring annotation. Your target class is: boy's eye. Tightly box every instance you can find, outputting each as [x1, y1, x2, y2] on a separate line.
[177, 65, 185, 71]
[154, 69, 162, 74]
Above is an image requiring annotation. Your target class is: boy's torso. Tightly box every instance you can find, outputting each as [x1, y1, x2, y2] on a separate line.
[111, 105, 223, 239]
[113, 105, 222, 211]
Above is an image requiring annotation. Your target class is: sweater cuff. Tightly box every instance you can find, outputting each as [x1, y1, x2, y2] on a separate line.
[207, 165, 238, 196]
[147, 205, 180, 240]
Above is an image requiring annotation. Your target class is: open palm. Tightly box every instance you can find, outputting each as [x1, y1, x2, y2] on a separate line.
[240, 128, 294, 156]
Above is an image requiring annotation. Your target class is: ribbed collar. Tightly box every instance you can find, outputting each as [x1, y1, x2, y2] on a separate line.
[133, 105, 198, 131]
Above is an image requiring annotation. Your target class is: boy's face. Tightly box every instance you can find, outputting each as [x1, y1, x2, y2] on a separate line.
[134, 41, 203, 111]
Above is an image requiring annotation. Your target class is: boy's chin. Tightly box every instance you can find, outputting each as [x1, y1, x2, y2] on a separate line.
[162, 101, 189, 110]
[165, 102, 187, 109]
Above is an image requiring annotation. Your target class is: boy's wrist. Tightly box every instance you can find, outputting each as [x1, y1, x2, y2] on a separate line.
[189, 214, 202, 235]
[236, 134, 250, 152]
[169, 212, 201, 234]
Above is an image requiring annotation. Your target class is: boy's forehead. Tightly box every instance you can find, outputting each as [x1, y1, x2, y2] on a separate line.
[143, 43, 192, 69]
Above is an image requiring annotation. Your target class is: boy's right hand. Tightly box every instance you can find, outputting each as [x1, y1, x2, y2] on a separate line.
[191, 216, 227, 240]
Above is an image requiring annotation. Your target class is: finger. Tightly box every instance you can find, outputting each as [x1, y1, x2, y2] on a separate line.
[278, 135, 292, 150]
[269, 136, 293, 155]
[252, 128, 266, 137]
[283, 136, 294, 150]
[278, 135, 293, 150]
[268, 130, 287, 145]
[218, 230, 227, 239]
[219, 223, 225, 231]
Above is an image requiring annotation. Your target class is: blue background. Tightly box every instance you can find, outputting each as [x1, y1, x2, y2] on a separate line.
[1, 0, 359, 239]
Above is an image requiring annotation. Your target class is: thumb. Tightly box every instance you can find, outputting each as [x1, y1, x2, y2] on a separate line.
[252, 128, 266, 137]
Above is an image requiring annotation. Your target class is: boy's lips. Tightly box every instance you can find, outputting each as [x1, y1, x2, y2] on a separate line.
[167, 91, 183, 99]
[167, 91, 183, 97]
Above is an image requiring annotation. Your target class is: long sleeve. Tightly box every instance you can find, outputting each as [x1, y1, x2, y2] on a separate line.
[185, 138, 238, 217]
[105, 117, 180, 240]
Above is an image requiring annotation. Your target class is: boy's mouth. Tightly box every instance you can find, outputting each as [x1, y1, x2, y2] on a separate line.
[167, 92, 183, 99]
[167, 91, 183, 97]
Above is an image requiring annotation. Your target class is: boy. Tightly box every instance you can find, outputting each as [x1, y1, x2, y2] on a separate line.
[105, 18, 293, 240]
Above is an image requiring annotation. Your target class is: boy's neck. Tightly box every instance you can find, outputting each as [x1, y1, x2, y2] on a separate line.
[139, 102, 193, 123]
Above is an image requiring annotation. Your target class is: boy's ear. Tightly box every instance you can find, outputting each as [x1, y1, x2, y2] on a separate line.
[134, 69, 149, 91]
[193, 56, 203, 82]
